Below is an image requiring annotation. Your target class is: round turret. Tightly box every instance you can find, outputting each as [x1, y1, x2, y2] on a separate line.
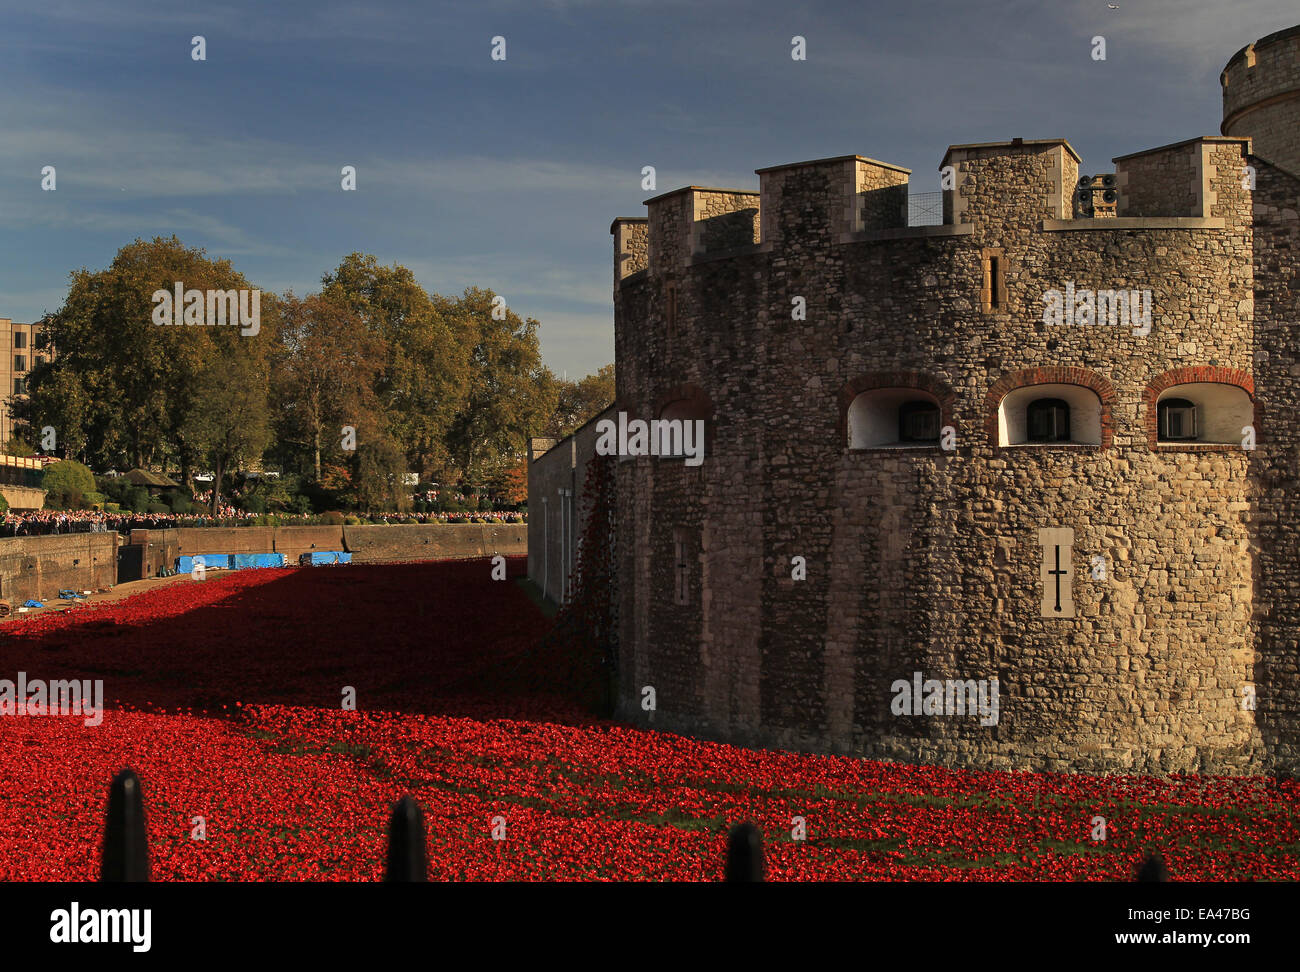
[1221, 25, 1300, 177]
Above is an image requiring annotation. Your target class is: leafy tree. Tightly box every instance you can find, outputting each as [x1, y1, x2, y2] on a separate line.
[125, 486, 150, 514]
[271, 292, 386, 483]
[21, 236, 266, 479]
[546, 363, 615, 437]
[352, 430, 411, 511]
[18, 367, 92, 462]
[444, 287, 556, 484]
[3, 434, 34, 456]
[181, 337, 272, 515]
[42, 459, 96, 497]
[42, 459, 97, 509]
[320, 253, 470, 481]
[501, 458, 528, 505]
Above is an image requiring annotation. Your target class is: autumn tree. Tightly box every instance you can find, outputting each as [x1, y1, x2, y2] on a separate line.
[444, 287, 557, 485]
[271, 292, 386, 482]
[320, 253, 470, 482]
[180, 316, 275, 515]
[546, 363, 615, 437]
[22, 236, 264, 479]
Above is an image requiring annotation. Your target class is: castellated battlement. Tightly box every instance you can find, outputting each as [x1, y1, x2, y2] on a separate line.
[612, 136, 1255, 284]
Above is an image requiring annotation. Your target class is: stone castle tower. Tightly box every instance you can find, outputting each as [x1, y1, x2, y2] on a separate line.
[607, 27, 1300, 774]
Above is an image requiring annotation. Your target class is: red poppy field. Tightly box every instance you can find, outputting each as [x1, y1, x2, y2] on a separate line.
[0, 558, 1296, 881]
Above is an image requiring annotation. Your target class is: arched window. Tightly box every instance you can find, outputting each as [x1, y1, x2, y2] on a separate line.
[847, 389, 943, 449]
[1157, 397, 1198, 441]
[1151, 383, 1253, 445]
[996, 383, 1102, 446]
[1026, 398, 1070, 442]
[898, 401, 941, 443]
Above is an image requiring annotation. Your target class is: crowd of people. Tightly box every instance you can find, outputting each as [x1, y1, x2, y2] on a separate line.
[0, 507, 526, 536]
[364, 510, 525, 525]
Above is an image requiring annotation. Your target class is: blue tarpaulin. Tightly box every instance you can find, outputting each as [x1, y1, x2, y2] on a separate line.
[177, 555, 230, 573]
[231, 553, 286, 569]
[22, 599, 43, 608]
[299, 551, 351, 566]
[58, 590, 80, 600]
[178, 553, 286, 573]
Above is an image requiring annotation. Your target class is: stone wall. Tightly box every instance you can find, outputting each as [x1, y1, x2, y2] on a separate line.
[173, 527, 274, 557]
[0, 533, 117, 603]
[124, 523, 523, 576]
[341, 523, 525, 563]
[273, 526, 347, 562]
[1115, 141, 1202, 217]
[1249, 156, 1300, 769]
[609, 127, 1286, 774]
[0, 486, 47, 512]
[696, 191, 760, 252]
[124, 529, 180, 580]
[527, 406, 616, 604]
[612, 219, 648, 282]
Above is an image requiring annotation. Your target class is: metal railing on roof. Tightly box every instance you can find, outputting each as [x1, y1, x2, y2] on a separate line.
[908, 192, 944, 227]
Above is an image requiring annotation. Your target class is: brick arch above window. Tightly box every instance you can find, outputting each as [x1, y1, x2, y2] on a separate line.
[1142, 366, 1258, 451]
[984, 367, 1117, 449]
[839, 371, 956, 447]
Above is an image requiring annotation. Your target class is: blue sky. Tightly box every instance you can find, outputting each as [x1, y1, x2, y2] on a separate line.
[0, 0, 1294, 379]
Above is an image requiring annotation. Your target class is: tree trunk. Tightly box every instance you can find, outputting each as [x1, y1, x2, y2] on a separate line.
[313, 425, 321, 483]
[210, 456, 226, 516]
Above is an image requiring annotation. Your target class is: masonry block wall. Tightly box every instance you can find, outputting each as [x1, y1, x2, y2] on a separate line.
[609, 28, 1300, 775]
[126, 524, 523, 576]
[340, 524, 526, 562]
[527, 406, 616, 605]
[1250, 156, 1300, 769]
[0, 534, 117, 603]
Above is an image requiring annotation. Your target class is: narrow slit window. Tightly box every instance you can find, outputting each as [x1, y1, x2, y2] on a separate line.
[982, 248, 1007, 313]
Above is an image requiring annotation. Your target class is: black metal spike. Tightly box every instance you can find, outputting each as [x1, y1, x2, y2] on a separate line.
[101, 769, 150, 882]
[1136, 851, 1169, 882]
[385, 796, 427, 881]
[725, 822, 764, 882]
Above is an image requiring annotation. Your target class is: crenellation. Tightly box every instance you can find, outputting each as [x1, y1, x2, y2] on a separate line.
[692, 190, 760, 255]
[611, 217, 648, 284]
[941, 139, 1079, 232]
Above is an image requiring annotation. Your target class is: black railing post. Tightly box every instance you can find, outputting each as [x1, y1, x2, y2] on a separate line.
[101, 769, 150, 882]
[1136, 851, 1169, 882]
[725, 822, 764, 882]
[384, 796, 427, 881]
